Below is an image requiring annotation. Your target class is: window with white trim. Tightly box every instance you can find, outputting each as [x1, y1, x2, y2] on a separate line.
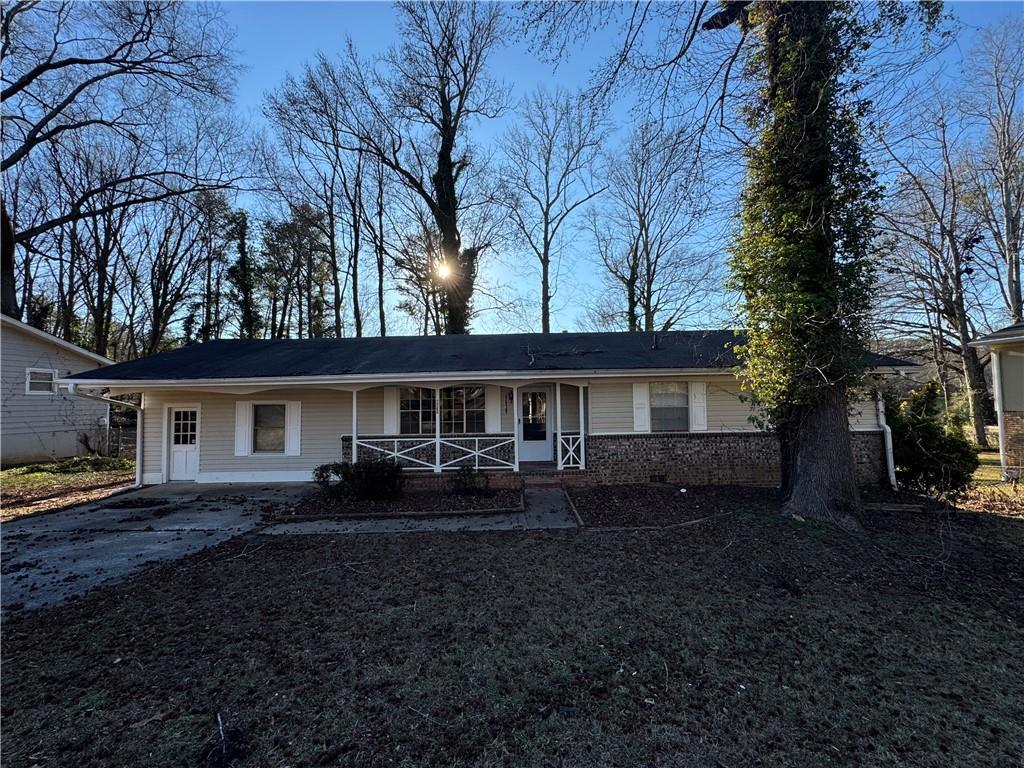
[25, 368, 56, 395]
[650, 382, 689, 432]
[252, 403, 286, 453]
[442, 386, 486, 434]
[400, 387, 436, 435]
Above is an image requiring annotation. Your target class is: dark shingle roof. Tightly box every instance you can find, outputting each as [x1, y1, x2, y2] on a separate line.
[971, 322, 1024, 346]
[67, 330, 911, 382]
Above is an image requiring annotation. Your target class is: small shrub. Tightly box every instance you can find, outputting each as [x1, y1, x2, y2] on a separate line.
[450, 466, 490, 497]
[313, 462, 348, 497]
[884, 381, 979, 500]
[312, 459, 403, 500]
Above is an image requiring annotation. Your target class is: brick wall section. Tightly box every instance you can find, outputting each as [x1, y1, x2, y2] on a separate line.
[1004, 412, 1024, 479]
[339, 431, 889, 489]
[561, 431, 886, 487]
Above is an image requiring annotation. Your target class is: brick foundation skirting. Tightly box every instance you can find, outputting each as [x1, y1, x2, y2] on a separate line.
[337, 431, 888, 489]
[560, 431, 887, 487]
[1003, 411, 1023, 479]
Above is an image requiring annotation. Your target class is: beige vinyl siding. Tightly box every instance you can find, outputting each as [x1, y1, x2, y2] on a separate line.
[589, 376, 879, 434]
[141, 391, 169, 481]
[557, 383, 582, 432]
[1, 324, 108, 461]
[199, 389, 350, 473]
[589, 382, 634, 433]
[1002, 349, 1024, 411]
[355, 386, 386, 434]
[848, 400, 880, 431]
[707, 380, 758, 432]
[500, 386, 514, 432]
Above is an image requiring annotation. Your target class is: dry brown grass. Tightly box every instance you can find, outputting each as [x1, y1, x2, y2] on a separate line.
[3, 504, 1021, 767]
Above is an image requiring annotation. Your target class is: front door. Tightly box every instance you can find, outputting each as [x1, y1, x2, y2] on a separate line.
[169, 408, 199, 481]
[518, 387, 552, 462]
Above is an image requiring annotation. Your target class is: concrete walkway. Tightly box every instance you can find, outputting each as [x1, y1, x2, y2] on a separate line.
[1, 483, 307, 612]
[261, 487, 577, 535]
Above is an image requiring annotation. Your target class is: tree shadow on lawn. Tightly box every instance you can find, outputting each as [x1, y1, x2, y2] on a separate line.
[2, 506, 1022, 768]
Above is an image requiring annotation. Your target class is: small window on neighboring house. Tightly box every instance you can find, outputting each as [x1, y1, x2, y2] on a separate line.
[650, 382, 689, 432]
[252, 403, 286, 453]
[25, 368, 56, 395]
[400, 387, 436, 435]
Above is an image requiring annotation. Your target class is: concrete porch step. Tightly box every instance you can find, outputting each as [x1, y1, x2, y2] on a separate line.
[523, 477, 563, 489]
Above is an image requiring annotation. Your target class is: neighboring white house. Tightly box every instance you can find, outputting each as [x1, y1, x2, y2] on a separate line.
[60, 330, 908, 488]
[1, 314, 111, 464]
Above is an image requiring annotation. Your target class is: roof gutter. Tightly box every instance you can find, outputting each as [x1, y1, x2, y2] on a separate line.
[63, 383, 143, 488]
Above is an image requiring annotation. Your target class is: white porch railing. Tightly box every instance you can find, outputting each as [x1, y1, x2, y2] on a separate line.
[558, 432, 584, 470]
[355, 436, 516, 472]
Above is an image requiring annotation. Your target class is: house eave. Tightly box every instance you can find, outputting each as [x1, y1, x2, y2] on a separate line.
[58, 362, 910, 392]
[59, 367, 742, 391]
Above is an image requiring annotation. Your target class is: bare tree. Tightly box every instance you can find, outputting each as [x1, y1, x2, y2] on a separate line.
[339, 1, 508, 334]
[1, 1, 238, 317]
[878, 104, 992, 447]
[961, 20, 1024, 324]
[587, 122, 717, 333]
[361, 156, 393, 336]
[125, 199, 205, 355]
[499, 88, 606, 333]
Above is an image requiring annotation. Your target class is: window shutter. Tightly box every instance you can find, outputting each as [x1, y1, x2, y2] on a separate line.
[689, 382, 707, 431]
[632, 383, 650, 433]
[285, 401, 302, 456]
[234, 401, 252, 456]
[484, 385, 501, 433]
[382, 387, 399, 435]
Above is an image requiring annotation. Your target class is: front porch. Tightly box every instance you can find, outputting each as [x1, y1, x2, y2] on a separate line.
[344, 381, 587, 473]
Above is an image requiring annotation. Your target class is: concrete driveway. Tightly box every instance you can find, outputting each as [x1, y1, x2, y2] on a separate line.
[1, 483, 307, 612]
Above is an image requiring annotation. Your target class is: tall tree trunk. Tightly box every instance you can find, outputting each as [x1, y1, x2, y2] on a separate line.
[959, 341, 992, 448]
[541, 246, 551, 334]
[1, 200, 20, 318]
[375, 163, 387, 337]
[782, 385, 862, 530]
[328, 206, 343, 338]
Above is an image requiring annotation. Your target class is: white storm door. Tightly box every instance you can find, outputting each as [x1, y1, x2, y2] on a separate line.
[518, 387, 552, 462]
[169, 408, 200, 481]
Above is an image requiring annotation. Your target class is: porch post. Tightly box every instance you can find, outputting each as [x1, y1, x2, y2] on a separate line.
[578, 383, 586, 470]
[555, 382, 563, 470]
[351, 389, 358, 462]
[512, 385, 520, 472]
[434, 386, 442, 473]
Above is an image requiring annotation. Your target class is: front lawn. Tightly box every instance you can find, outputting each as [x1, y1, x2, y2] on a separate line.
[959, 450, 1022, 517]
[0, 456, 135, 522]
[2, 503, 1021, 767]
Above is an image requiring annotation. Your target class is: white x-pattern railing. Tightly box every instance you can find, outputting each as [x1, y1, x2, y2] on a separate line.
[558, 432, 583, 469]
[355, 436, 515, 471]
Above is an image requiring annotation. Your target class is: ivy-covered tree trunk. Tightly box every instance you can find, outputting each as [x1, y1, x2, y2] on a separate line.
[731, 2, 877, 530]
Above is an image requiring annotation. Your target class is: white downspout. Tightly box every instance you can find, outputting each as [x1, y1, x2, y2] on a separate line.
[990, 350, 1007, 480]
[876, 392, 897, 491]
[65, 383, 143, 488]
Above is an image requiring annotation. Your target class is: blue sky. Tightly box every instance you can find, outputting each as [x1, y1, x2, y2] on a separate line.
[221, 1, 1022, 334]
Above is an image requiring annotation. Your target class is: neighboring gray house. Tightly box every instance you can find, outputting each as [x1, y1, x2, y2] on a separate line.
[61, 331, 906, 488]
[1, 314, 111, 464]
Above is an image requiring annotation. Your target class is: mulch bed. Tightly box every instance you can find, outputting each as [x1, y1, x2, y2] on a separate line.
[266, 487, 523, 520]
[567, 483, 776, 528]
[2, 505, 1021, 767]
